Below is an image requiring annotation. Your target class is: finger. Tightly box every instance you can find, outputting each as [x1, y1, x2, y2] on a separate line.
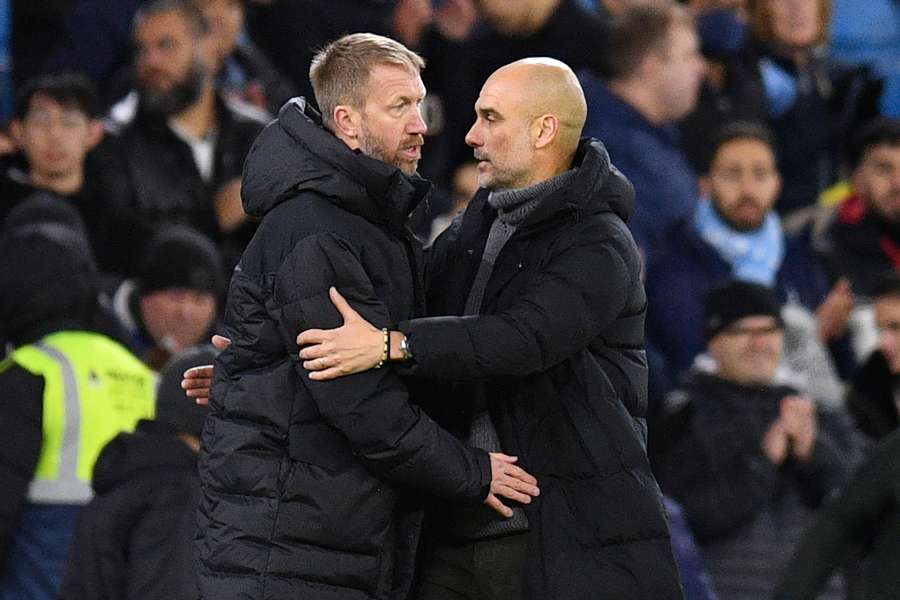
[484, 494, 513, 518]
[195, 396, 209, 406]
[185, 388, 210, 398]
[297, 329, 329, 346]
[211, 335, 231, 350]
[498, 475, 540, 497]
[303, 357, 330, 371]
[182, 378, 212, 390]
[493, 484, 533, 505]
[501, 464, 538, 486]
[298, 344, 329, 360]
[308, 367, 343, 381]
[183, 365, 214, 379]
[330, 287, 363, 323]
[492, 454, 518, 464]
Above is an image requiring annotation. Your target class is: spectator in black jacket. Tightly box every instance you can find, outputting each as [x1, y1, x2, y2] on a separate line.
[815, 118, 900, 298]
[846, 273, 900, 442]
[59, 345, 216, 600]
[195, 33, 539, 600]
[652, 280, 852, 600]
[0, 73, 132, 275]
[100, 0, 267, 270]
[773, 429, 900, 600]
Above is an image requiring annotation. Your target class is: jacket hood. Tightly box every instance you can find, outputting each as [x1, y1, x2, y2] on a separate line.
[91, 420, 197, 495]
[241, 98, 431, 231]
[569, 138, 635, 222]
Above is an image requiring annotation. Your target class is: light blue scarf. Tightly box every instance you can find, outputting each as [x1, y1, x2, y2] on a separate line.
[694, 198, 785, 286]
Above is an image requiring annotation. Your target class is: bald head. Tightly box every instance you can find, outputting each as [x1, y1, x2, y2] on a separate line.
[491, 58, 587, 153]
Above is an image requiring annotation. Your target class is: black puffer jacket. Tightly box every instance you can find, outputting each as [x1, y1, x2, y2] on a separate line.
[59, 420, 200, 600]
[400, 140, 682, 599]
[196, 99, 491, 600]
[774, 430, 900, 600]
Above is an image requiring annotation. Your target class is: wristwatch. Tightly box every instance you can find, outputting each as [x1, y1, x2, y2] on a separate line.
[399, 335, 414, 361]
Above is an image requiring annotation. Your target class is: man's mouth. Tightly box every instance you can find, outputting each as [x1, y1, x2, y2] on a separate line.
[400, 145, 421, 161]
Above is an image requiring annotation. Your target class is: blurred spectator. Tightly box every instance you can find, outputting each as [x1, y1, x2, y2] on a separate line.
[101, 0, 267, 268]
[0, 73, 133, 274]
[59, 345, 215, 600]
[581, 4, 705, 257]
[646, 122, 852, 401]
[109, 225, 223, 371]
[844, 273, 900, 443]
[652, 280, 852, 600]
[815, 118, 900, 298]
[690, 0, 881, 217]
[830, 0, 900, 117]
[773, 429, 900, 600]
[196, 0, 296, 116]
[0, 201, 156, 600]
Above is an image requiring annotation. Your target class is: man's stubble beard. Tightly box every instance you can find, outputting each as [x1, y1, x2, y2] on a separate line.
[359, 121, 419, 176]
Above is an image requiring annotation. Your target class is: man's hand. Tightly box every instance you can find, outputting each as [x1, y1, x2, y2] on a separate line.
[816, 278, 854, 343]
[297, 287, 385, 380]
[780, 395, 818, 462]
[181, 335, 231, 405]
[214, 178, 247, 233]
[484, 454, 540, 518]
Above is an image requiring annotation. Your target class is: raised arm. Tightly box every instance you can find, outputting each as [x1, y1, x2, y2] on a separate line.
[297, 219, 639, 381]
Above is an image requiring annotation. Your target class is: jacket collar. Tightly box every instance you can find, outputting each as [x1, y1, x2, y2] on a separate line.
[484, 138, 634, 233]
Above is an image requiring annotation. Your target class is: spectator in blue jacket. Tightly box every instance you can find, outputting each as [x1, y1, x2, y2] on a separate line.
[646, 121, 854, 398]
[581, 3, 705, 259]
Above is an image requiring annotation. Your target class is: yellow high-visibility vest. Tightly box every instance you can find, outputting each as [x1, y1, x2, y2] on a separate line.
[1, 331, 156, 504]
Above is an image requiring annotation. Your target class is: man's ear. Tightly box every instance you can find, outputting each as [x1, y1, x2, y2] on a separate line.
[86, 120, 104, 150]
[332, 105, 361, 146]
[532, 114, 559, 150]
[699, 175, 711, 196]
[9, 120, 24, 147]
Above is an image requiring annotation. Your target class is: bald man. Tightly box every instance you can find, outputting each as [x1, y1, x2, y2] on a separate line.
[291, 58, 683, 599]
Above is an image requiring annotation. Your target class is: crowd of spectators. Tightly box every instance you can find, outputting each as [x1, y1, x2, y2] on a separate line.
[1, 0, 900, 599]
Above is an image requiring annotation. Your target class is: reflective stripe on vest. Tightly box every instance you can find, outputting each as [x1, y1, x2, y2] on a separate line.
[12, 331, 156, 505]
[27, 342, 90, 503]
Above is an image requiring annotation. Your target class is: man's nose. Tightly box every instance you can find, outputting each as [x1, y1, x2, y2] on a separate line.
[408, 107, 427, 136]
[465, 123, 481, 148]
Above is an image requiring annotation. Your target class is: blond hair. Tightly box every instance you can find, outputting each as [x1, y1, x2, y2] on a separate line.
[309, 33, 425, 128]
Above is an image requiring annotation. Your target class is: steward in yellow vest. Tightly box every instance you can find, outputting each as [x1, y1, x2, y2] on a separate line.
[0, 199, 154, 600]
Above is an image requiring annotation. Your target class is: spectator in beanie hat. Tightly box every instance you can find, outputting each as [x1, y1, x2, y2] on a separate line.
[651, 279, 853, 600]
[110, 225, 223, 370]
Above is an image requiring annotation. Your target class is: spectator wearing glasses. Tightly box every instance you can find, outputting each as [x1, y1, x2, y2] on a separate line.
[651, 280, 853, 600]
